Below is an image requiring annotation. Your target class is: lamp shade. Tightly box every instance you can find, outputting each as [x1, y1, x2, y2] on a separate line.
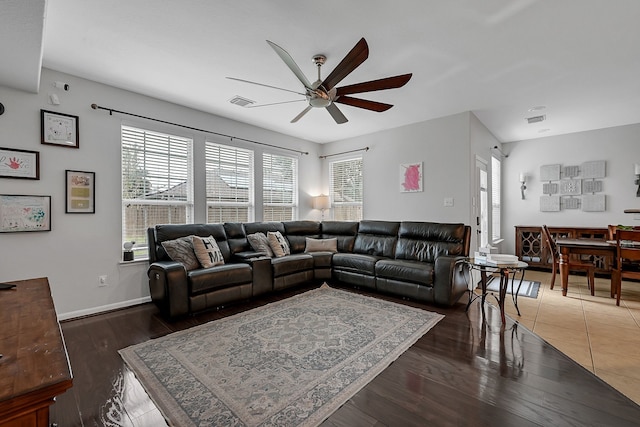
[313, 195, 331, 210]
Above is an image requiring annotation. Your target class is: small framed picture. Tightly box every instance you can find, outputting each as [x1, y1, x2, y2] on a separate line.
[65, 170, 95, 213]
[0, 147, 40, 179]
[0, 194, 51, 232]
[41, 109, 79, 148]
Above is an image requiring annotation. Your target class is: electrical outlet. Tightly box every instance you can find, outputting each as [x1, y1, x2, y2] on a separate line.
[98, 275, 108, 287]
[444, 197, 454, 207]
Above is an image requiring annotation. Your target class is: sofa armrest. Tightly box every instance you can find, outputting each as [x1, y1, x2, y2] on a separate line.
[148, 260, 189, 318]
[433, 255, 469, 306]
[240, 256, 273, 296]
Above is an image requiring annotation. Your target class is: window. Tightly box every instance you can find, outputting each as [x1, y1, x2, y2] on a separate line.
[330, 157, 363, 221]
[206, 142, 254, 223]
[121, 126, 193, 259]
[263, 153, 297, 221]
[491, 156, 501, 242]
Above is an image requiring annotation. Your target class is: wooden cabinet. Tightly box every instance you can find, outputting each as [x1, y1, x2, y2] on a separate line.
[515, 226, 612, 274]
[0, 278, 72, 427]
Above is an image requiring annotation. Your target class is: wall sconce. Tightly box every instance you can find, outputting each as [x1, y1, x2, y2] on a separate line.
[312, 194, 331, 220]
[635, 164, 640, 197]
[519, 173, 527, 200]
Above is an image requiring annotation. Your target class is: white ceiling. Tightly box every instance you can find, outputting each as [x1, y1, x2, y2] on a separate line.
[2, 0, 640, 144]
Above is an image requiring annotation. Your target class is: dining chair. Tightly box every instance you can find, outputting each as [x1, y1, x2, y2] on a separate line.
[541, 225, 596, 294]
[614, 229, 640, 306]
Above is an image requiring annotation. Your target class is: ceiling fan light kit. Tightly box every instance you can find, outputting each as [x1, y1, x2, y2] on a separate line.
[229, 38, 412, 124]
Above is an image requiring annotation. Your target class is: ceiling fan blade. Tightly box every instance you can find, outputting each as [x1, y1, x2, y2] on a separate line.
[291, 105, 313, 123]
[226, 77, 306, 96]
[326, 103, 348, 124]
[248, 99, 306, 108]
[336, 73, 412, 96]
[267, 40, 313, 89]
[334, 96, 393, 112]
[322, 38, 369, 91]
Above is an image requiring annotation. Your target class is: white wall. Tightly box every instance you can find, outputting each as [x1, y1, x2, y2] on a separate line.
[321, 112, 474, 224]
[502, 123, 640, 254]
[0, 68, 320, 318]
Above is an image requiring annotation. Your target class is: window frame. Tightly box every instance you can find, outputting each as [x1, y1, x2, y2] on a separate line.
[121, 125, 194, 260]
[205, 141, 255, 223]
[329, 156, 363, 221]
[262, 152, 298, 221]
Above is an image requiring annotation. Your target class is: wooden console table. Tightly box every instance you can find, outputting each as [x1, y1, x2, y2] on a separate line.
[0, 277, 73, 427]
[515, 225, 612, 274]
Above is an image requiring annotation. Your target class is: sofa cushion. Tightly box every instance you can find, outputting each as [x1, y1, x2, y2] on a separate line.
[375, 259, 434, 286]
[161, 237, 200, 270]
[283, 221, 322, 253]
[271, 253, 314, 277]
[268, 231, 291, 257]
[304, 237, 338, 253]
[247, 232, 274, 257]
[223, 222, 249, 255]
[353, 220, 400, 258]
[395, 222, 467, 262]
[188, 263, 252, 294]
[192, 235, 225, 268]
[321, 221, 358, 252]
[332, 253, 381, 275]
[308, 251, 333, 268]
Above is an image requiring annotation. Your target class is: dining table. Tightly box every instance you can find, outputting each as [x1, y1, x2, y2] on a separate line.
[555, 238, 618, 297]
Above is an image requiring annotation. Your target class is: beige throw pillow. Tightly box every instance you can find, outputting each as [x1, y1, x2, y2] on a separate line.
[161, 236, 200, 270]
[192, 235, 225, 268]
[267, 231, 290, 258]
[304, 237, 338, 253]
[247, 232, 274, 257]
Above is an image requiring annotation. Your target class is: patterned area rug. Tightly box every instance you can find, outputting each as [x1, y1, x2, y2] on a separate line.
[119, 285, 443, 426]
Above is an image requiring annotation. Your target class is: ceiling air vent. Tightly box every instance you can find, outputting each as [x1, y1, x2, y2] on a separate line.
[526, 114, 546, 124]
[229, 96, 255, 108]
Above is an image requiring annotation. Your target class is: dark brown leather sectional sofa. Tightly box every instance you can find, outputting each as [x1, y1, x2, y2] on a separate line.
[147, 220, 471, 319]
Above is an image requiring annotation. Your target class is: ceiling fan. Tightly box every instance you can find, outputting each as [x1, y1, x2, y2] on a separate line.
[227, 38, 412, 124]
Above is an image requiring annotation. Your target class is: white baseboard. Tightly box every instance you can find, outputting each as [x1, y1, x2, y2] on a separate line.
[58, 296, 152, 321]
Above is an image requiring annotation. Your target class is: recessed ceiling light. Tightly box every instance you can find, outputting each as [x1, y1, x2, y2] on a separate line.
[528, 105, 546, 112]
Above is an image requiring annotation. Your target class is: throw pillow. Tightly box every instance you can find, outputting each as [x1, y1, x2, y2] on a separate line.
[267, 231, 291, 258]
[247, 232, 274, 257]
[304, 237, 338, 253]
[161, 237, 200, 270]
[192, 235, 225, 268]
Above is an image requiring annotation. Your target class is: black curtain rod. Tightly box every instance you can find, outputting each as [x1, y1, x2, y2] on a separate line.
[319, 146, 369, 159]
[90, 103, 309, 155]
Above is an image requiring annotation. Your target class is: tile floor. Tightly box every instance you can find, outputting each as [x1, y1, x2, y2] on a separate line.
[492, 270, 640, 405]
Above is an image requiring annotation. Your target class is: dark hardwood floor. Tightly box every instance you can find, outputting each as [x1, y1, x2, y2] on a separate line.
[51, 283, 640, 426]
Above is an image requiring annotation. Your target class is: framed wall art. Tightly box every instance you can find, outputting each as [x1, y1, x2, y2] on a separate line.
[65, 170, 95, 213]
[0, 147, 40, 179]
[41, 109, 79, 148]
[0, 195, 51, 232]
[400, 162, 423, 192]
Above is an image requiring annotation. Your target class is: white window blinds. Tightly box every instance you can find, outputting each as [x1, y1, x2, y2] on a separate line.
[263, 153, 298, 221]
[205, 142, 254, 223]
[121, 126, 193, 259]
[330, 157, 363, 221]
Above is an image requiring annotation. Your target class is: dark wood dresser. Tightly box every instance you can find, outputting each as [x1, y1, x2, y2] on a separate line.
[0, 277, 73, 427]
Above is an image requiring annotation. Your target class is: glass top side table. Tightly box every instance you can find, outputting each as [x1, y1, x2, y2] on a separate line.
[464, 258, 529, 325]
